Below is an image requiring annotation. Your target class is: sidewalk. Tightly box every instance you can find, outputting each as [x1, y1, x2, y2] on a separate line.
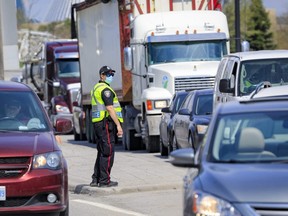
[59, 135, 188, 196]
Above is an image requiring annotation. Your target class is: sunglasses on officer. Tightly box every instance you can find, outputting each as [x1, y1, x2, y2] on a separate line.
[102, 72, 114, 77]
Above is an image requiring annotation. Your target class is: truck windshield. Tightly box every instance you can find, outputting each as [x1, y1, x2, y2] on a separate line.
[57, 59, 80, 78]
[239, 58, 288, 95]
[147, 40, 227, 65]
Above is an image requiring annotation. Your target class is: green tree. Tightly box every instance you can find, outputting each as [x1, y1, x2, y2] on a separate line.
[244, 0, 275, 50]
[223, 0, 275, 52]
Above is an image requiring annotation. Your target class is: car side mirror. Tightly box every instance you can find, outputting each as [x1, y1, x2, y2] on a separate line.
[161, 107, 170, 113]
[219, 79, 234, 93]
[178, 108, 190, 115]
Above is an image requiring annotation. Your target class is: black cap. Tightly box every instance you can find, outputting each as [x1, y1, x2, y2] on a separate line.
[99, 66, 115, 75]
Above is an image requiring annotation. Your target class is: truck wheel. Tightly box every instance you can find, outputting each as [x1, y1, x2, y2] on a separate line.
[160, 137, 168, 156]
[125, 129, 141, 151]
[143, 120, 160, 153]
[73, 128, 80, 141]
[85, 109, 92, 143]
[79, 118, 87, 141]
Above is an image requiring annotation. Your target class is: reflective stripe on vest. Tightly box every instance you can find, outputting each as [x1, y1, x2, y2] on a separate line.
[91, 83, 123, 123]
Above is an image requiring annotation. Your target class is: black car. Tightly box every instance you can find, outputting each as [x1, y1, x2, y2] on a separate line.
[172, 88, 213, 150]
[159, 91, 188, 156]
[170, 96, 288, 216]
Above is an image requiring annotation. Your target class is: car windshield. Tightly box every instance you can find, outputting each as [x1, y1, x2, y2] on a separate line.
[0, 91, 49, 132]
[239, 58, 288, 95]
[209, 111, 288, 163]
[148, 40, 227, 65]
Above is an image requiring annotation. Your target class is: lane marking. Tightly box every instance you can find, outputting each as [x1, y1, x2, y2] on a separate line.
[72, 199, 148, 216]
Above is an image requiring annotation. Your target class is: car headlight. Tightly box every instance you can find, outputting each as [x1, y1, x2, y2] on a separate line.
[55, 104, 70, 114]
[33, 151, 62, 170]
[193, 191, 241, 216]
[197, 125, 208, 134]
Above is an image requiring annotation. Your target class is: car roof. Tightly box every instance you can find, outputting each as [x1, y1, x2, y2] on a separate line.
[216, 97, 288, 115]
[0, 80, 31, 91]
[224, 50, 288, 61]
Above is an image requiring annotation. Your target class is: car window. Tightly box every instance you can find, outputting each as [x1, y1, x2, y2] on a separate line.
[172, 93, 188, 113]
[239, 58, 288, 95]
[0, 91, 49, 131]
[181, 92, 193, 112]
[195, 94, 213, 115]
[210, 111, 288, 162]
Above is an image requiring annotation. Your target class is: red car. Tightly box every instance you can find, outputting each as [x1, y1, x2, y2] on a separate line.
[0, 81, 69, 216]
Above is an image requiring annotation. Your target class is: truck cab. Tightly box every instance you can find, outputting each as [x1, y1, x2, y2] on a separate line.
[32, 40, 81, 132]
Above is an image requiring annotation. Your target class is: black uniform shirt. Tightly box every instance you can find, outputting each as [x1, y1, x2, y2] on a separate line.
[99, 81, 114, 106]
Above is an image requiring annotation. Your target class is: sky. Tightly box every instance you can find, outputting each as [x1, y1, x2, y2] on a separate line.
[262, 0, 288, 15]
[17, 0, 288, 23]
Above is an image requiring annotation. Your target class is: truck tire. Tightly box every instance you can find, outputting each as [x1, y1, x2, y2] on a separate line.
[73, 128, 80, 141]
[143, 120, 160, 153]
[85, 109, 96, 144]
[123, 105, 142, 151]
[79, 120, 87, 141]
[124, 129, 141, 151]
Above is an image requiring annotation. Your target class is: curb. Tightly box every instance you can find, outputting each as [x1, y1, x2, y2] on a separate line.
[69, 183, 183, 196]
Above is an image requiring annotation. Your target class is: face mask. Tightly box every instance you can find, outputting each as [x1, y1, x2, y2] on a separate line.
[105, 76, 113, 84]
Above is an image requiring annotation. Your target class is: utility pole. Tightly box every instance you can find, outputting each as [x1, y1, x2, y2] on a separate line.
[0, 0, 20, 80]
[235, 0, 241, 52]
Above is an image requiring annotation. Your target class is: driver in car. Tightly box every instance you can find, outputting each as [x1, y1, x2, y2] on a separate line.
[4, 99, 22, 118]
[3, 99, 29, 124]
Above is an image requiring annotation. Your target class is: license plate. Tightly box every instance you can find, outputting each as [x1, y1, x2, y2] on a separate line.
[0, 186, 6, 201]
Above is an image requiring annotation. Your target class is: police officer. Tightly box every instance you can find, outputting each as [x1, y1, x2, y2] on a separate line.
[90, 66, 123, 187]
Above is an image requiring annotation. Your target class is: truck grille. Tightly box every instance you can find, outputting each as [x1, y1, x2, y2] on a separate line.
[175, 76, 215, 91]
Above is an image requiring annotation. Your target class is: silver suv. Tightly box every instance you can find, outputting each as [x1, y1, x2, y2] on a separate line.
[213, 50, 288, 109]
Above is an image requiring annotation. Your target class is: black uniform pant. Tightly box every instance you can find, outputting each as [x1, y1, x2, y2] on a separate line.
[92, 119, 115, 184]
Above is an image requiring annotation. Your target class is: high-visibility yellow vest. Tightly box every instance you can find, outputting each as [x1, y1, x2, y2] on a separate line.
[91, 82, 123, 123]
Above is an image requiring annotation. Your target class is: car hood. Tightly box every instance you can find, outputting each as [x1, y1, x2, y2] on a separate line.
[199, 163, 288, 203]
[0, 132, 56, 157]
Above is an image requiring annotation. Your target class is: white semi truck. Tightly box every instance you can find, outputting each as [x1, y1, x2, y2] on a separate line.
[73, 0, 229, 152]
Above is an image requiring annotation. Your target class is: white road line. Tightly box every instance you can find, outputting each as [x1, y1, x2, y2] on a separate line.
[72, 199, 148, 216]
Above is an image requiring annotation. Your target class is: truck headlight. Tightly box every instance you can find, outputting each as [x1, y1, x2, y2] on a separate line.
[193, 191, 241, 216]
[55, 104, 70, 114]
[154, 100, 168, 109]
[197, 125, 208, 134]
[33, 151, 62, 170]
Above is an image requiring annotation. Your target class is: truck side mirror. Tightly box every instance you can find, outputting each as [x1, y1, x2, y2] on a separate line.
[124, 46, 132, 71]
[219, 79, 234, 93]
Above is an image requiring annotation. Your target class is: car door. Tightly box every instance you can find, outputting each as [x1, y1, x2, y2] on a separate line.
[174, 91, 194, 148]
[160, 94, 175, 145]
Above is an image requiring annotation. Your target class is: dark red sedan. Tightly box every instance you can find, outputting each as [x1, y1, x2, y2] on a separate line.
[0, 81, 69, 216]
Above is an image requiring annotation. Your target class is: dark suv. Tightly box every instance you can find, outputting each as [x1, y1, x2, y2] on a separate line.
[171, 96, 288, 216]
[0, 81, 69, 216]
